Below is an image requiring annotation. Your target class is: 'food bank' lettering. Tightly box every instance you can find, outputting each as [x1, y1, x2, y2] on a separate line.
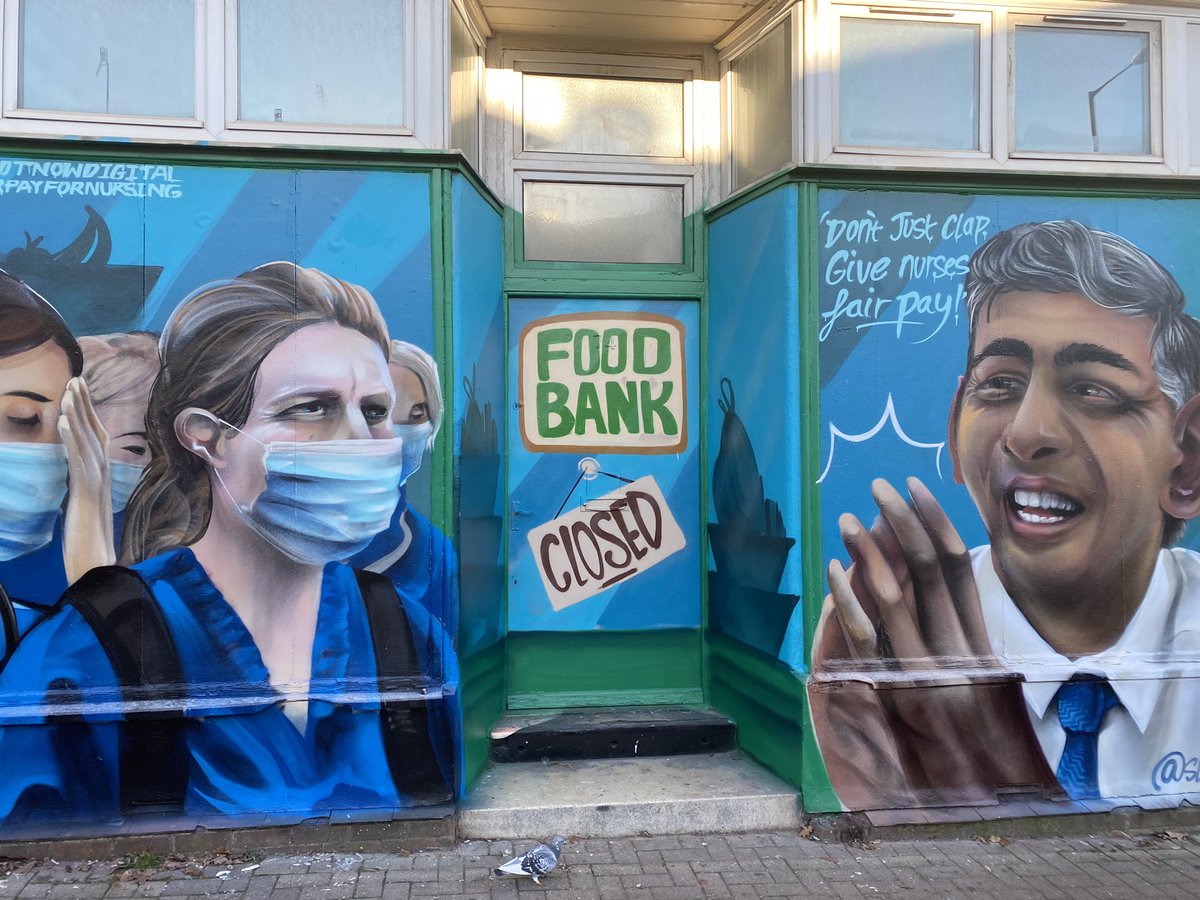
[520, 313, 687, 453]
[534, 327, 677, 439]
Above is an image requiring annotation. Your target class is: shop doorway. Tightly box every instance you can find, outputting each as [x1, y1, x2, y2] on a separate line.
[505, 297, 702, 709]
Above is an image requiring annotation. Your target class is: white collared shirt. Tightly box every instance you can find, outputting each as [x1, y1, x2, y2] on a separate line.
[974, 546, 1200, 807]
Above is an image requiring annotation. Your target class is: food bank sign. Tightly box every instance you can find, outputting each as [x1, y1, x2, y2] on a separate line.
[518, 312, 687, 454]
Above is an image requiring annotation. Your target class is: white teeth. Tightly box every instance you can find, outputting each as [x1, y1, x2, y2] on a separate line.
[1017, 510, 1065, 525]
[1012, 489, 1080, 513]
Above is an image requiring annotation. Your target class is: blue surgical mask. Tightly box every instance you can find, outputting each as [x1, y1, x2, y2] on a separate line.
[110, 460, 145, 514]
[213, 432, 405, 566]
[393, 421, 434, 485]
[0, 442, 68, 561]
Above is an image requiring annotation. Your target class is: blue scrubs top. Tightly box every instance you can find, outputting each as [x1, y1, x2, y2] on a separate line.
[0, 547, 458, 827]
[2, 511, 128, 637]
[0, 518, 68, 611]
[348, 501, 458, 640]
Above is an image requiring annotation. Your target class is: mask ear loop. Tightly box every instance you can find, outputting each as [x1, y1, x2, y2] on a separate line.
[191, 417, 268, 518]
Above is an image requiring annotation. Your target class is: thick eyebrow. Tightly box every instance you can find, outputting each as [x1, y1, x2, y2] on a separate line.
[1054, 342, 1140, 374]
[967, 338, 1032, 373]
[2, 390, 52, 402]
[261, 388, 343, 409]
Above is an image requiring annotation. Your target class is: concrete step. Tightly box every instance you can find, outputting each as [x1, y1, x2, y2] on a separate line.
[457, 752, 802, 840]
[489, 707, 736, 762]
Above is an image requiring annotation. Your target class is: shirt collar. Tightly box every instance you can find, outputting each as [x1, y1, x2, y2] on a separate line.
[974, 546, 1176, 733]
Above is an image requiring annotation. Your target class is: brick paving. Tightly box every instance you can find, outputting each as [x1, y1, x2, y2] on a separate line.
[2, 829, 1199, 900]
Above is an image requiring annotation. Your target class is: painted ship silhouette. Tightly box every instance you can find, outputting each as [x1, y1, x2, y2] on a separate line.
[2, 205, 161, 335]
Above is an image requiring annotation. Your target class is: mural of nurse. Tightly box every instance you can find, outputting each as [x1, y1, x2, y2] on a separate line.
[0, 270, 113, 635]
[0, 262, 455, 827]
[348, 340, 458, 638]
[78, 332, 159, 552]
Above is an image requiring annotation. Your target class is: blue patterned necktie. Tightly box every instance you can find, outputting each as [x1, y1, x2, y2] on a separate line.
[1055, 675, 1119, 800]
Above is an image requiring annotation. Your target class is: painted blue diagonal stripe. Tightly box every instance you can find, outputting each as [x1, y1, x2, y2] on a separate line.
[136, 167, 253, 324]
[300, 171, 431, 291]
[141, 169, 301, 329]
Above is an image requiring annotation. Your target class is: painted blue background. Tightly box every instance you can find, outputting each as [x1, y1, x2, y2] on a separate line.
[816, 190, 1200, 618]
[707, 186, 806, 669]
[451, 173, 506, 655]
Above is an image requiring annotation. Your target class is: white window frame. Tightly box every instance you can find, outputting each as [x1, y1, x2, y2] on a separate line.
[0, 0, 444, 151]
[491, 46, 710, 267]
[1007, 11, 1163, 164]
[1181, 18, 1200, 175]
[223, 0, 418, 137]
[449, 0, 487, 167]
[821, 3, 993, 162]
[718, 1, 802, 195]
[512, 169, 695, 268]
[2, 0, 207, 130]
[509, 53, 701, 168]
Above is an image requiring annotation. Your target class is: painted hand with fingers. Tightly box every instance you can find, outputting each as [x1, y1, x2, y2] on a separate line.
[815, 476, 1059, 806]
[59, 377, 116, 582]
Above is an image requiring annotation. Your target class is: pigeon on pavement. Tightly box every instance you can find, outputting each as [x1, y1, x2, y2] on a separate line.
[493, 836, 566, 884]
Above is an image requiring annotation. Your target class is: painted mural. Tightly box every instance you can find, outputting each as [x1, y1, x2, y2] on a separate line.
[811, 190, 1200, 812]
[505, 299, 702, 708]
[703, 187, 808, 792]
[0, 156, 457, 833]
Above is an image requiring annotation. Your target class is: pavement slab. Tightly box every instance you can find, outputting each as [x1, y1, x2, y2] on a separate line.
[1, 829, 1199, 899]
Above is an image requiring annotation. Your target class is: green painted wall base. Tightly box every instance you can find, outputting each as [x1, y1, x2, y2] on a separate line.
[506, 629, 703, 709]
[708, 634, 807, 795]
[459, 638, 507, 792]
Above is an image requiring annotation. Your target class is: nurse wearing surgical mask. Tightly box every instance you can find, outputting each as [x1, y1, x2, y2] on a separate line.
[0, 263, 455, 826]
[349, 341, 458, 637]
[77, 332, 159, 551]
[0, 270, 111, 631]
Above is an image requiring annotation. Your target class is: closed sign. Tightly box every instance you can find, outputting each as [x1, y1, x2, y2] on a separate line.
[527, 476, 686, 610]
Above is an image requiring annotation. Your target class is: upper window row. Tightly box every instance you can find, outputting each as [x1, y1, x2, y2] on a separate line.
[727, 3, 1200, 188]
[0, 0, 468, 144]
[835, 10, 1156, 158]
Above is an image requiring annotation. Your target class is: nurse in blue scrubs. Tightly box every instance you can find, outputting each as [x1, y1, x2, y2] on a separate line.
[0, 271, 112, 641]
[349, 341, 458, 639]
[0, 263, 455, 826]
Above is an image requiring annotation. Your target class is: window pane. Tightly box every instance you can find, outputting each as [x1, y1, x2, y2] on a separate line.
[523, 182, 683, 264]
[19, 0, 195, 117]
[1189, 25, 1200, 167]
[1014, 26, 1150, 155]
[839, 17, 979, 150]
[238, 0, 405, 126]
[523, 75, 685, 157]
[731, 20, 792, 189]
[450, 4, 480, 168]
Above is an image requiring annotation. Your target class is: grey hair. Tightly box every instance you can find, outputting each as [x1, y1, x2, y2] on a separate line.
[965, 220, 1200, 410]
[964, 220, 1200, 545]
[390, 339, 442, 448]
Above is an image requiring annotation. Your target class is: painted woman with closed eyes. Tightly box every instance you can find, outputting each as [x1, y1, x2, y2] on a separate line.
[0, 263, 455, 827]
[0, 270, 113, 642]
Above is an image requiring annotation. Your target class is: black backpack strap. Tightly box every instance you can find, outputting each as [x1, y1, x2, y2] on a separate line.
[0, 582, 17, 666]
[62, 566, 188, 814]
[354, 569, 452, 805]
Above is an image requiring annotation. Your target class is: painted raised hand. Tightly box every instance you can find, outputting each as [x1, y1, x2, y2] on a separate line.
[810, 476, 1058, 807]
[58, 377, 116, 583]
